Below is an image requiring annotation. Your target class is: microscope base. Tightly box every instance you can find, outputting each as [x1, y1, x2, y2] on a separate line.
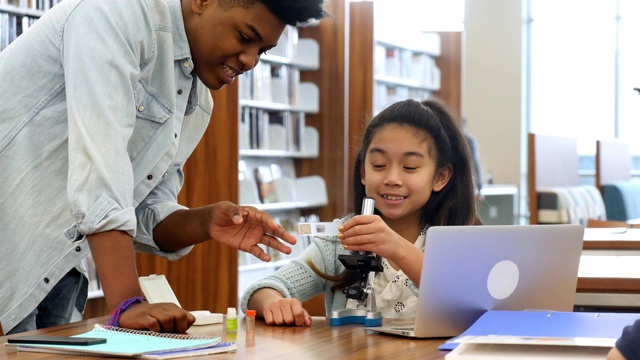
[330, 309, 383, 327]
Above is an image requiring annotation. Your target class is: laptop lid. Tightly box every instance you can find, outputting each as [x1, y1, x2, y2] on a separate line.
[410, 224, 584, 338]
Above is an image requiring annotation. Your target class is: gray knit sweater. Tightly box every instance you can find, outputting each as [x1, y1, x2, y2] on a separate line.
[240, 215, 420, 317]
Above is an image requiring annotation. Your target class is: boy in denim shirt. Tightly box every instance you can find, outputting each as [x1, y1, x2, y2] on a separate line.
[0, 0, 325, 334]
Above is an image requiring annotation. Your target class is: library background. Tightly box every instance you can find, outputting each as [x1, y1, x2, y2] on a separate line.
[2, 0, 639, 318]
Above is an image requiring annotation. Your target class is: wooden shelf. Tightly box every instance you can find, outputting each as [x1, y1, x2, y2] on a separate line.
[239, 149, 318, 159]
[260, 38, 320, 70]
[87, 289, 104, 300]
[239, 99, 319, 114]
[376, 37, 440, 57]
[0, 4, 45, 17]
[241, 200, 328, 212]
[374, 74, 440, 91]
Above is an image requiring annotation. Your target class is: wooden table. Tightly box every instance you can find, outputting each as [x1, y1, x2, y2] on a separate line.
[582, 228, 640, 250]
[576, 228, 640, 309]
[579, 228, 640, 293]
[578, 255, 640, 293]
[0, 316, 450, 360]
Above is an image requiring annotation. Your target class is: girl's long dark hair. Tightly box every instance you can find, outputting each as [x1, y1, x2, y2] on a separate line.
[308, 98, 481, 292]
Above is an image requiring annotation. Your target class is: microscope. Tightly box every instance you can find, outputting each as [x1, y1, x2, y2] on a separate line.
[330, 197, 384, 327]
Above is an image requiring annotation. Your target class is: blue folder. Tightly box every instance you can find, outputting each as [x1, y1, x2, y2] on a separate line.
[439, 310, 640, 351]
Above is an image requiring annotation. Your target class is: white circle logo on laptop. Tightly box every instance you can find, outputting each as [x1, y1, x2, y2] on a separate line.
[486, 260, 519, 300]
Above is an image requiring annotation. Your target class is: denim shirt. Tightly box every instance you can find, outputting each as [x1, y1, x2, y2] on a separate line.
[0, 0, 213, 332]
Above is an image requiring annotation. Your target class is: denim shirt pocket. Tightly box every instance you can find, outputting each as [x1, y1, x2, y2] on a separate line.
[134, 79, 172, 123]
[128, 80, 174, 160]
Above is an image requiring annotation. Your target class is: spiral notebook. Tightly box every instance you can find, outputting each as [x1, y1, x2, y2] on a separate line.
[6, 324, 236, 358]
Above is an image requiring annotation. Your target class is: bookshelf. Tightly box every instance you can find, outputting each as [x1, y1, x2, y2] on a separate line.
[348, 1, 455, 188]
[0, 0, 64, 50]
[237, 25, 328, 300]
[340, 3, 444, 125]
[373, 35, 441, 114]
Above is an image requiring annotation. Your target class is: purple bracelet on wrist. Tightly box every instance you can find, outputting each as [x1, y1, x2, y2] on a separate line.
[106, 296, 147, 327]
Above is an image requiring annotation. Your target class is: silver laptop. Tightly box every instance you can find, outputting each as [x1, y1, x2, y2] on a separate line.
[366, 224, 584, 338]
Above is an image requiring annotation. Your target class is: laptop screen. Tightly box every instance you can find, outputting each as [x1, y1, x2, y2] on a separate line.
[413, 224, 584, 338]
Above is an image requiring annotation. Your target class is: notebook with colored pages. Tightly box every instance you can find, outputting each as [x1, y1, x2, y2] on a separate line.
[365, 224, 584, 339]
[5, 324, 233, 358]
[140, 341, 236, 359]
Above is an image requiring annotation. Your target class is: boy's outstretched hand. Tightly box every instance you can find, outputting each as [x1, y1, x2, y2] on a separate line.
[118, 302, 195, 333]
[207, 201, 296, 262]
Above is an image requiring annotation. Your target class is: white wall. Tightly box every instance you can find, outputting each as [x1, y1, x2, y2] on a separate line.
[463, 0, 527, 216]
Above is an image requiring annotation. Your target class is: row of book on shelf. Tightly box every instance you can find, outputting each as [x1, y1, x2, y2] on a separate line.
[269, 25, 298, 59]
[374, 84, 435, 115]
[1, 0, 61, 11]
[239, 156, 326, 207]
[239, 213, 321, 266]
[238, 162, 291, 204]
[239, 26, 304, 104]
[240, 61, 301, 105]
[375, 43, 441, 87]
[0, 11, 36, 50]
[239, 107, 306, 152]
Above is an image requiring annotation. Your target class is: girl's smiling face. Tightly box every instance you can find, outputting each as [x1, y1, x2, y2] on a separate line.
[362, 124, 451, 226]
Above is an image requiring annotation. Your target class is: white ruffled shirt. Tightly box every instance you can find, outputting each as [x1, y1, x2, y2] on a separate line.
[346, 228, 426, 319]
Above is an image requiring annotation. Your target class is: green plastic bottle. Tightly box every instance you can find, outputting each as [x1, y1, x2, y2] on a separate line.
[225, 307, 237, 333]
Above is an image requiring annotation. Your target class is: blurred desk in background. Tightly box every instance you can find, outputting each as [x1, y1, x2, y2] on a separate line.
[577, 229, 640, 311]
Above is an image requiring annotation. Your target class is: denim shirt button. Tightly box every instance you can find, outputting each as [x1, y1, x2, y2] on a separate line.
[174, 133, 178, 139]
[137, 105, 145, 112]
[147, 174, 153, 180]
[75, 246, 81, 252]
[44, 278, 50, 284]
[177, 89, 183, 95]
[183, 61, 190, 68]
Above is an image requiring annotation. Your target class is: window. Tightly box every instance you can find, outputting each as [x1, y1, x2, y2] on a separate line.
[528, 0, 640, 176]
[618, 0, 640, 147]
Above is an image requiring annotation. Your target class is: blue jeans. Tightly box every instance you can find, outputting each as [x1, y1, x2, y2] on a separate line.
[8, 267, 88, 334]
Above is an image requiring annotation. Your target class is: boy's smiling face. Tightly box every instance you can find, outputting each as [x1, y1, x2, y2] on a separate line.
[185, 0, 285, 90]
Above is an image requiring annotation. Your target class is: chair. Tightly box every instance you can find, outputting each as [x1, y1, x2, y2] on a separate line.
[596, 140, 640, 222]
[527, 133, 607, 225]
[596, 139, 632, 191]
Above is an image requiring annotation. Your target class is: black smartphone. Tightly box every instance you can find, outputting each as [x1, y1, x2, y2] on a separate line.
[7, 335, 106, 346]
